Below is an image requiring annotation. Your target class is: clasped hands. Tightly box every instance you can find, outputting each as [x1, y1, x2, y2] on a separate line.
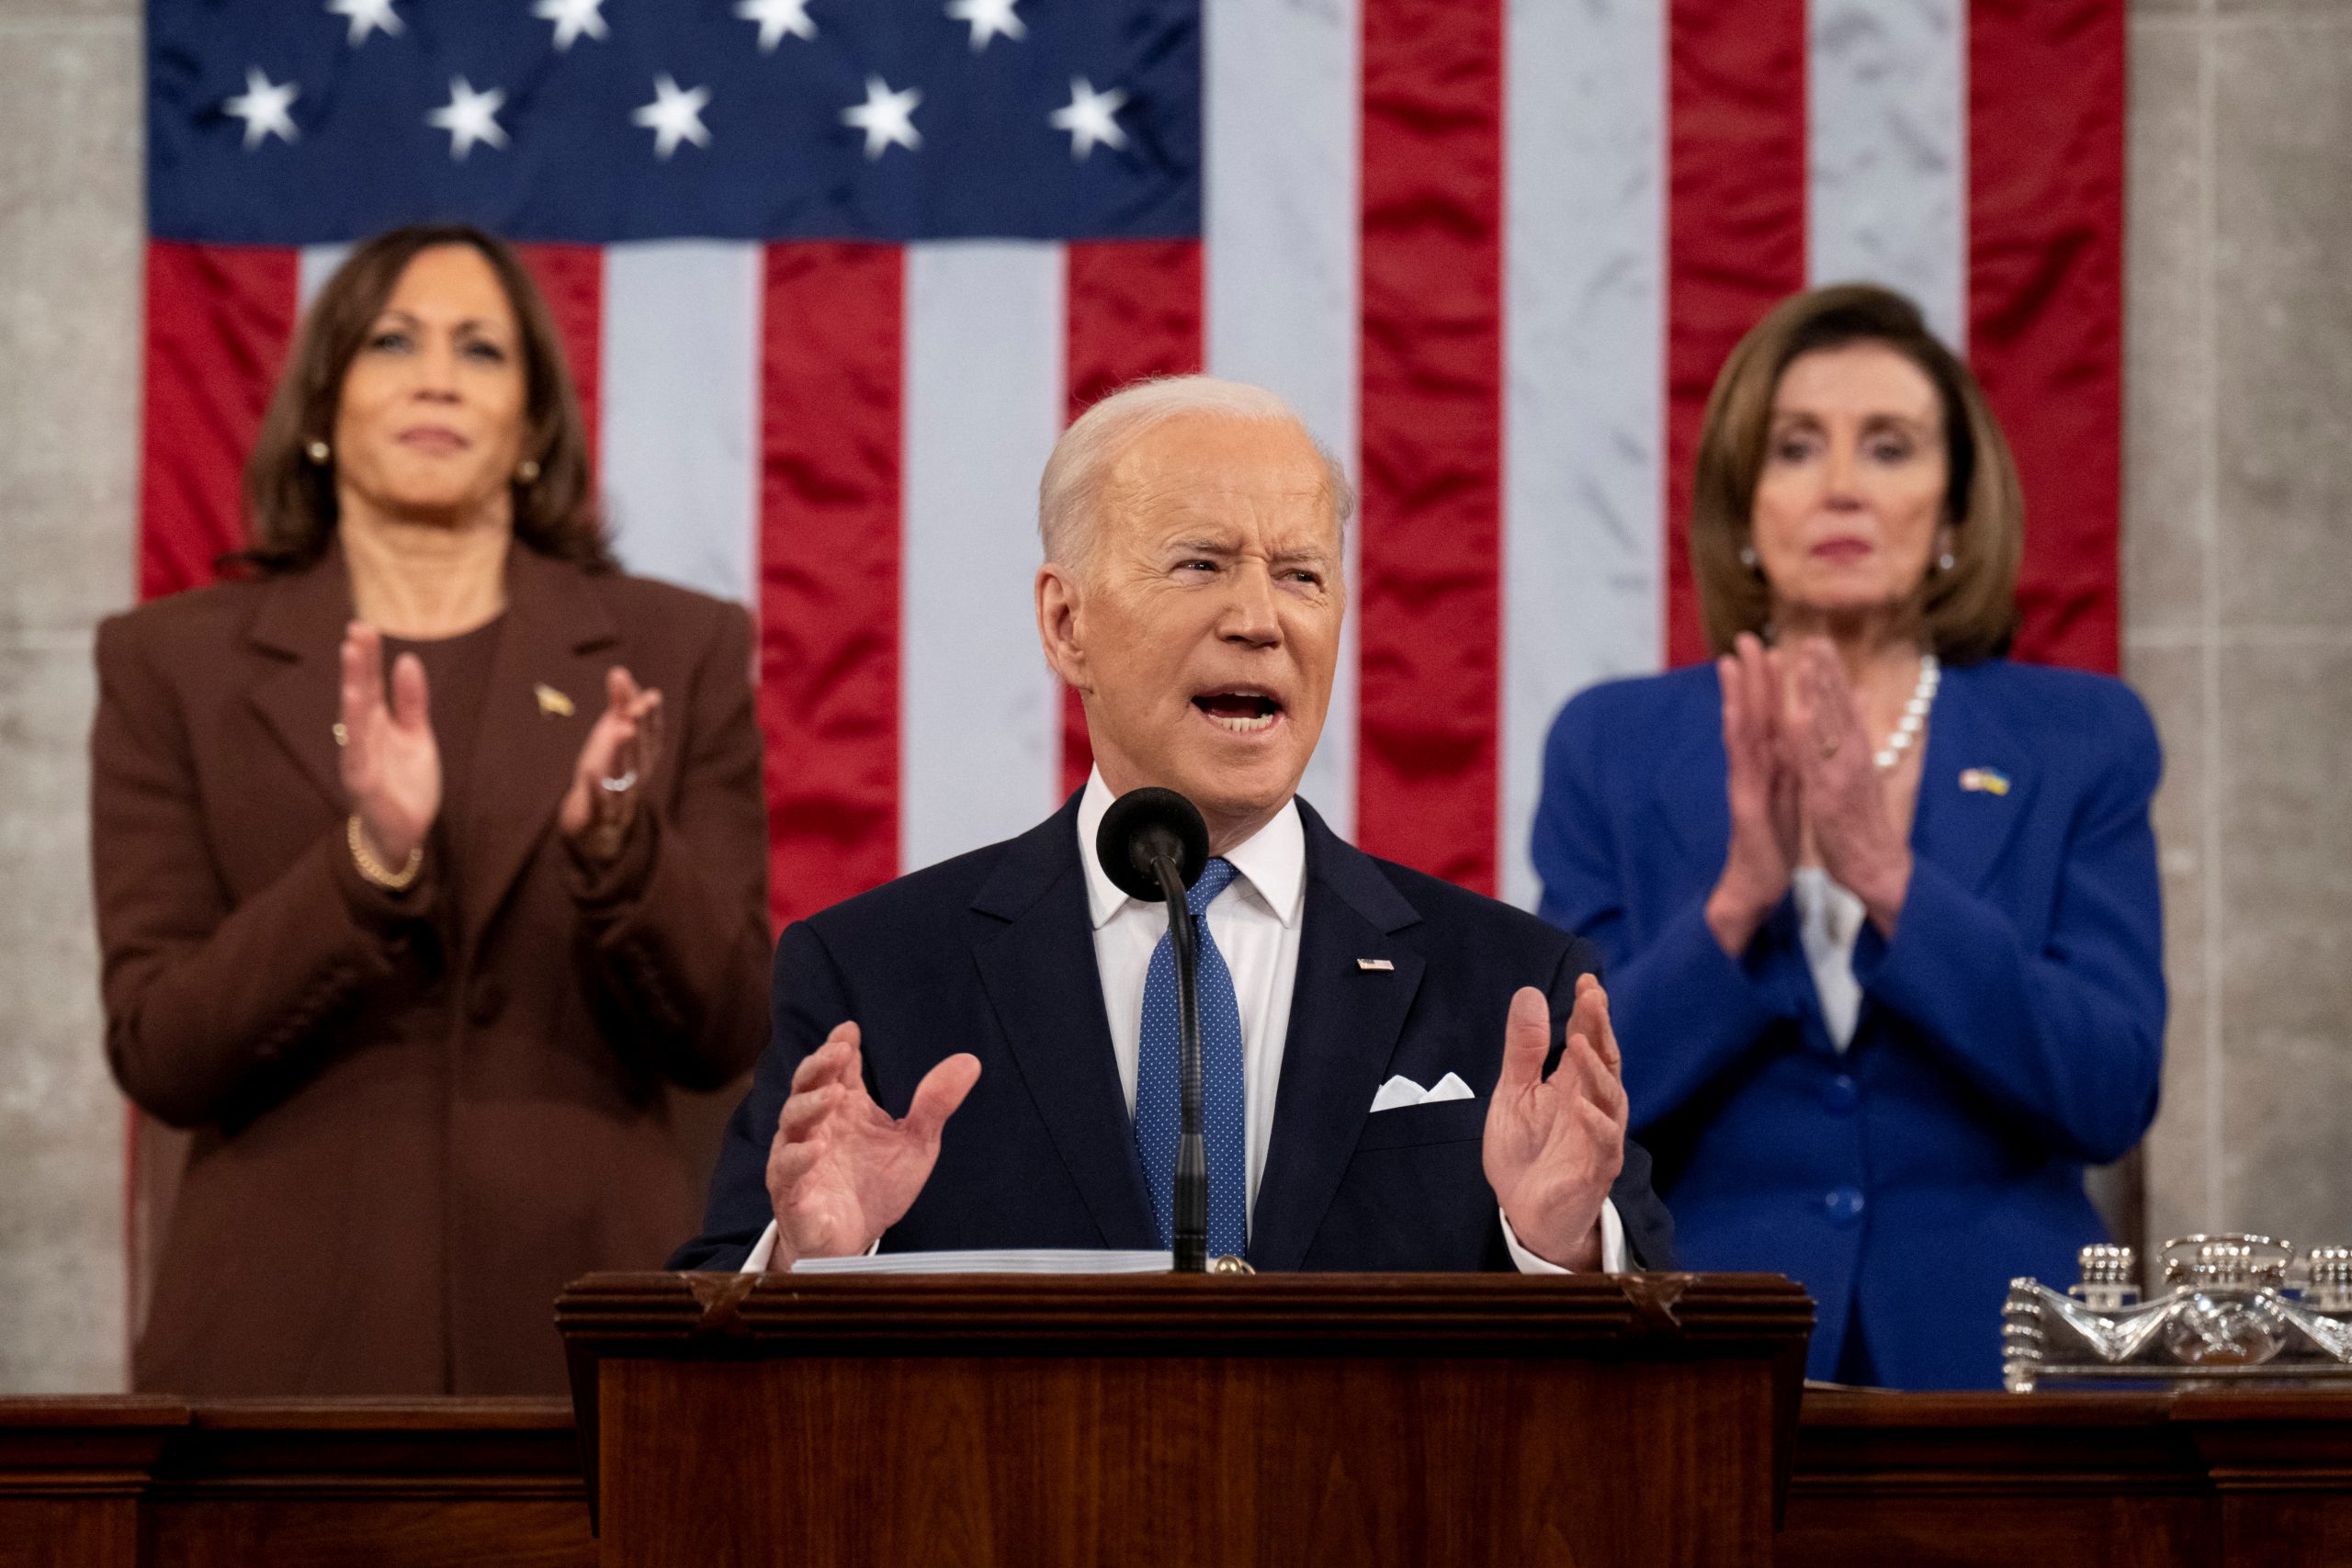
[763, 976, 1627, 1271]
[337, 621, 663, 874]
[1705, 632, 1915, 957]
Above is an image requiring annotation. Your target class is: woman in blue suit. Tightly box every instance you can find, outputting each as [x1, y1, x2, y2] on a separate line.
[1533, 285, 2164, 1389]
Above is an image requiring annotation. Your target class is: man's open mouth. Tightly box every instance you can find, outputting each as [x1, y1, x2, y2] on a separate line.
[1193, 691, 1284, 734]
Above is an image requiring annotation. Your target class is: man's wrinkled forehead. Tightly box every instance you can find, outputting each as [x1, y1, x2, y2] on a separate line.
[1101, 420, 1343, 551]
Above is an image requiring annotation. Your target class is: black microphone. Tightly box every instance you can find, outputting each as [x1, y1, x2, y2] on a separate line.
[1094, 787, 1213, 1272]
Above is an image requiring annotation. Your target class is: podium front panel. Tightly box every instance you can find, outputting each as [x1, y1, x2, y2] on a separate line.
[560, 1270, 1814, 1568]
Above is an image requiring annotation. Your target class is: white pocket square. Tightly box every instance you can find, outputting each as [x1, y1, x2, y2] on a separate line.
[1369, 1071, 1476, 1112]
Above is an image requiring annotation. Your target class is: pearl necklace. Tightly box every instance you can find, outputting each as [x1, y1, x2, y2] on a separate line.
[1874, 653, 1940, 770]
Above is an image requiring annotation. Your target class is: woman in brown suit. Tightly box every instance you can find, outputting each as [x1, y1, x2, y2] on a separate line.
[91, 224, 772, 1395]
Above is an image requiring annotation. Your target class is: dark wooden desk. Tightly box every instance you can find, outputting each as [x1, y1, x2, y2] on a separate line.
[5, 1384, 2348, 1565]
[1781, 1388, 2352, 1567]
[0, 1398, 592, 1568]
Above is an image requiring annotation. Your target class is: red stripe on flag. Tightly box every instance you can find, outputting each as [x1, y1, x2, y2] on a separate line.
[1665, 0, 1808, 668]
[1969, 0, 2123, 673]
[1357, 0, 1505, 895]
[757, 243, 904, 931]
[1059, 240, 1205, 800]
[514, 243, 603, 466]
[139, 243, 299, 599]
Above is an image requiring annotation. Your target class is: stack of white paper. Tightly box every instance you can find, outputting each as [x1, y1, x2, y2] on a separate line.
[789, 1249, 1174, 1275]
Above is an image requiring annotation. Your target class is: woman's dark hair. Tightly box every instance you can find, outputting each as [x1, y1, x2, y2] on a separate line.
[1689, 282, 2023, 663]
[237, 222, 613, 575]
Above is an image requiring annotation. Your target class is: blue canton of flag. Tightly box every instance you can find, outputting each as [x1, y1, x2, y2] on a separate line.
[149, 0, 1202, 244]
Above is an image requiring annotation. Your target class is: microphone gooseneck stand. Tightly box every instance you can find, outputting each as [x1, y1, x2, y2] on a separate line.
[1093, 785, 1214, 1274]
[1151, 852, 1209, 1274]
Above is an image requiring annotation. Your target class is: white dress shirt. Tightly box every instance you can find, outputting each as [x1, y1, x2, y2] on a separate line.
[1078, 767, 1304, 1218]
[741, 769, 1625, 1272]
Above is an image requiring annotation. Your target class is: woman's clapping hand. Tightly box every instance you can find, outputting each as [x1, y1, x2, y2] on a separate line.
[558, 666, 664, 863]
[1778, 638, 1914, 936]
[339, 621, 441, 869]
[1706, 633, 1803, 955]
[1706, 634, 1915, 955]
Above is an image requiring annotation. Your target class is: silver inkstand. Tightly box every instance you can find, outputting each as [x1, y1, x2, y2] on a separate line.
[2002, 1234, 2352, 1393]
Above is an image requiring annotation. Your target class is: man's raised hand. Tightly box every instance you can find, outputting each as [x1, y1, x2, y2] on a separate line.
[763, 1022, 980, 1267]
[1480, 976, 1628, 1270]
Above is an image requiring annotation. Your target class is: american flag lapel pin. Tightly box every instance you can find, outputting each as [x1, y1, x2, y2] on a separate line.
[1356, 957, 1395, 972]
[1959, 767, 2011, 796]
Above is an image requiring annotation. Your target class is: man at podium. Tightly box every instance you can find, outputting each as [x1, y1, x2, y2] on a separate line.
[675, 378, 1675, 1277]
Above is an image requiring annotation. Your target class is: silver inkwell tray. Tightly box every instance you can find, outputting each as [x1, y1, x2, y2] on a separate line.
[2003, 1235, 2352, 1393]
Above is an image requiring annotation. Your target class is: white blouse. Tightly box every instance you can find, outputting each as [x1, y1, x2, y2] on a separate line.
[1792, 866, 1867, 1052]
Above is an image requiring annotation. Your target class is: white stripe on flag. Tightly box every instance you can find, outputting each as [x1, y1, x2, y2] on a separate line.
[298, 244, 350, 310]
[600, 242, 762, 604]
[900, 242, 1067, 874]
[1808, 0, 1968, 348]
[1204, 0, 1360, 843]
[1500, 0, 1668, 911]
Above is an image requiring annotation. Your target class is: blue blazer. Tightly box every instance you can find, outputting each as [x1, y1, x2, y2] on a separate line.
[1532, 658, 2164, 1388]
[678, 795, 1676, 1273]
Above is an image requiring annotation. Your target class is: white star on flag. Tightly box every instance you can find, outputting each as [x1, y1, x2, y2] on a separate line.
[632, 74, 713, 160]
[944, 0, 1024, 51]
[735, 0, 817, 51]
[1049, 77, 1128, 160]
[324, 0, 401, 48]
[426, 77, 508, 160]
[532, 0, 609, 51]
[223, 67, 300, 150]
[841, 75, 922, 160]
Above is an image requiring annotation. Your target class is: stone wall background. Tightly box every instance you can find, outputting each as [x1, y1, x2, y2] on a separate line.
[0, 0, 140, 1393]
[1, 0, 2346, 1388]
[2127, 0, 2352, 1262]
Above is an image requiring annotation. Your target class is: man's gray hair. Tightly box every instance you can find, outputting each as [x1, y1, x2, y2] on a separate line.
[1038, 375, 1357, 573]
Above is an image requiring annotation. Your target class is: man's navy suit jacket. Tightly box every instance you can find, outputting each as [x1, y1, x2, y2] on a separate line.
[674, 795, 1676, 1272]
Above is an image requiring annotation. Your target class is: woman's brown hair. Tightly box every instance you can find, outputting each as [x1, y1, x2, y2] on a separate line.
[238, 222, 613, 575]
[1689, 282, 2022, 663]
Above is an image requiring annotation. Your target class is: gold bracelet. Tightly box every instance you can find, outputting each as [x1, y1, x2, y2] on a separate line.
[347, 815, 423, 891]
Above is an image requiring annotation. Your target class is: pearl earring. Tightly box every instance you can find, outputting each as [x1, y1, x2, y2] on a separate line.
[515, 458, 541, 484]
[1738, 546, 1760, 574]
[305, 439, 331, 465]
[1939, 550, 1957, 572]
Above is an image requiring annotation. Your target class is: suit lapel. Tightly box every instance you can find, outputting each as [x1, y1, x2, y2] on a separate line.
[243, 556, 356, 814]
[1646, 682, 1731, 871]
[1249, 805, 1425, 1272]
[457, 547, 617, 945]
[969, 800, 1160, 1249]
[1911, 661, 2032, 897]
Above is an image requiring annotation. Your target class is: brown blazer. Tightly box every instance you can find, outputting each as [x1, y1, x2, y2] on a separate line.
[90, 545, 771, 1395]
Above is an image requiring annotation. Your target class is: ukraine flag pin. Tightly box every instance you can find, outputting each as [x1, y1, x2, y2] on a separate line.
[1959, 767, 2011, 796]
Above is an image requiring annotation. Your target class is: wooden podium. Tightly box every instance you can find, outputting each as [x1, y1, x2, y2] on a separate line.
[557, 1270, 1813, 1567]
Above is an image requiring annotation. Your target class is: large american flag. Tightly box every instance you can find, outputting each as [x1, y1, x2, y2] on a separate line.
[141, 0, 2122, 923]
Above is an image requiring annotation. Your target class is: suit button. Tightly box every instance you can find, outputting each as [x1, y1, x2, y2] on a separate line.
[467, 978, 507, 1027]
[1824, 1187, 1866, 1227]
[1823, 1074, 1860, 1113]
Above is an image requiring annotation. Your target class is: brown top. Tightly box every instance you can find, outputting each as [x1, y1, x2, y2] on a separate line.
[91, 545, 771, 1396]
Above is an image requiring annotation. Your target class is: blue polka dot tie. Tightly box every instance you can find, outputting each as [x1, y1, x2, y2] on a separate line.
[1134, 857, 1248, 1258]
